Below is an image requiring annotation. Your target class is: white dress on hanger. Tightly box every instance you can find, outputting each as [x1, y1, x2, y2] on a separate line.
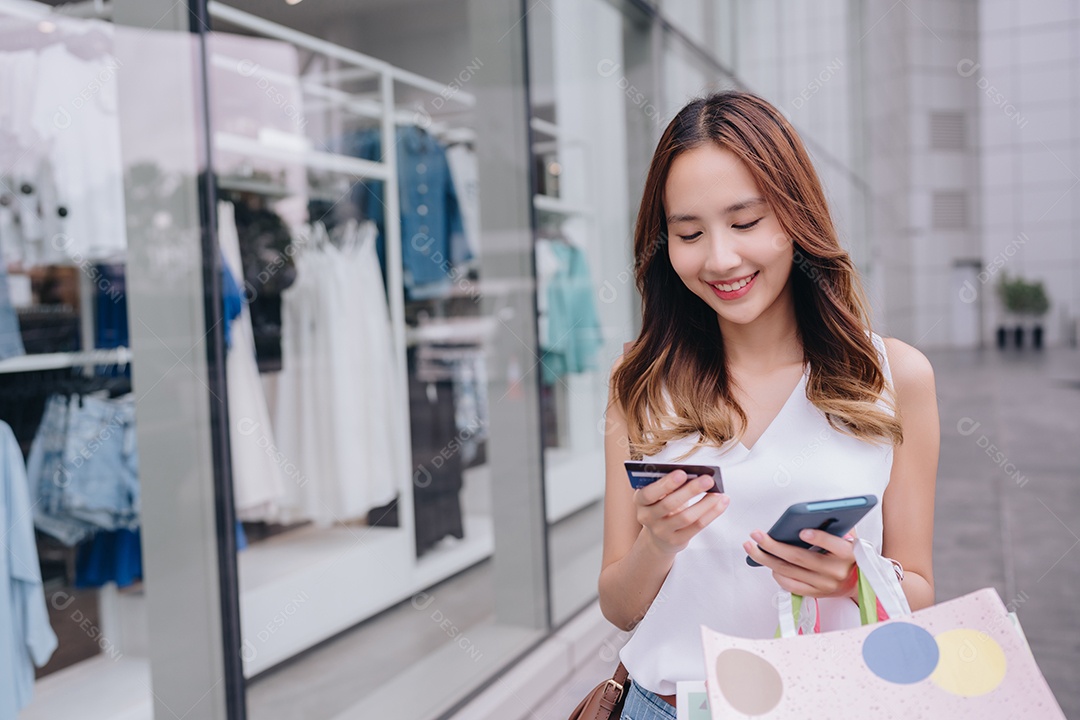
[274, 221, 402, 525]
[339, 220, 404, 514]
[218, 200, 287, 521]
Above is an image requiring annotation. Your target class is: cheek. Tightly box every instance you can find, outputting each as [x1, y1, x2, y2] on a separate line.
[667, 243, 698, 281]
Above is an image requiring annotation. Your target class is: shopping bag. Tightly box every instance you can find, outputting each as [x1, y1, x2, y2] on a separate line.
[700, 539, 1066, 718]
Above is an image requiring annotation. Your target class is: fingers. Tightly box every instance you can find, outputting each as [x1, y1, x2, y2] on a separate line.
[797, 528, 856, 557]
[744, 539, 851, 595]
[744, 528, 857, 593]
[635, 471, 729, 555]
[636, 471, 717, 517]
[636, 469, 691, 505]
[750, 528, 854, 570]
[668, 492, 729, 532]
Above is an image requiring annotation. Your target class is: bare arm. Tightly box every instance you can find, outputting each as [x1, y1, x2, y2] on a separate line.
[881, 338, 939, 611]
[598, 357, 729, 631]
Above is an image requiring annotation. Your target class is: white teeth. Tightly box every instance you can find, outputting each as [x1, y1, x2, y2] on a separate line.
[715, 273, 755, 292]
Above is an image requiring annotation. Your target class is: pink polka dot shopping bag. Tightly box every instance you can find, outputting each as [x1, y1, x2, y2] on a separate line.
[699, 539, 1065, 718]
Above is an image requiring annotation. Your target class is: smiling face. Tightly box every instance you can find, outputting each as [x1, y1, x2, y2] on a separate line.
[664, 143, 795, 330]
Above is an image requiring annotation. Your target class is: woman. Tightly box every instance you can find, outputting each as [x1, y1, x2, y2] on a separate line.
[599, 91, 938, 719]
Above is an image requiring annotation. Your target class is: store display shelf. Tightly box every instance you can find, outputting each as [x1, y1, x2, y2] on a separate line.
[217, 175, 293, 198]
[544, 446, 605, 524]
[22, 655, 152, 720]
[406, 316, 500, 347]
[238, 515, 494, 677]
[0, 347, 131, 375]
[533, 194, 592, 217]
[22, 517, 495, 717]
[214, 132, 387, 180]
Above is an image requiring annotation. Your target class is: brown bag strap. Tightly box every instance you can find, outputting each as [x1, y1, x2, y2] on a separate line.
[567, 663, 631, 720]
[613, 662, 629, 684]
[596, 663, 630, 716]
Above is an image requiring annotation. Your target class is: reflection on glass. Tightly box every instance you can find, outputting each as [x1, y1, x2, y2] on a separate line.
[527, 0, 645, 624]
[0, 11, 150, 719]
[205, 2, 531, 717]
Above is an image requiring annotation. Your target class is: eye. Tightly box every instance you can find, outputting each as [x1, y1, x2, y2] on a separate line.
[733, 218, 762, 231]
[677, 231, 702, 241]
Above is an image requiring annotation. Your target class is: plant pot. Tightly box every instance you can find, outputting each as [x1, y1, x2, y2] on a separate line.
[996, 326, 1008, 349]
[1013, 326, 1025, 349]
[1033, 325, 1044, 350]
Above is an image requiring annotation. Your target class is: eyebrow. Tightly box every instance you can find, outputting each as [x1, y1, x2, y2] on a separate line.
[666, 197, 766, 224]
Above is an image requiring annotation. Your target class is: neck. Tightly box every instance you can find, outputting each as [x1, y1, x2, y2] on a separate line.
[718, 288, 801, 371]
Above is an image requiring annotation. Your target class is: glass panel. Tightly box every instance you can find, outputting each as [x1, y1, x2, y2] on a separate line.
[527, 0, 652, 625]
[5, 5, 229, 718]
[204, 1, 546, 717]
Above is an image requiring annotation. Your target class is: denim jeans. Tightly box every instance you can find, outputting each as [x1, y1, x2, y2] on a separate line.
[620, 680, 676, 720]
[61, 394, 138, 531]
[0, 261, 25, 360]
[29, 395, 96, 545]
[29, 393, 139, 545]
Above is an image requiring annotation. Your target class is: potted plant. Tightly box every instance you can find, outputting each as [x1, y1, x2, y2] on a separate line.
[1027, 280, 1050, 349]
[998, 275, 1050, 349]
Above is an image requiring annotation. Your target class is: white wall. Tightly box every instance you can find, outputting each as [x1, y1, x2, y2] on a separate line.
[976, 0, 1080, 346]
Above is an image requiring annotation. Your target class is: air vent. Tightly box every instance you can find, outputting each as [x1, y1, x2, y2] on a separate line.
[930, 111, 966, 150]
[932, 190, 967, 229]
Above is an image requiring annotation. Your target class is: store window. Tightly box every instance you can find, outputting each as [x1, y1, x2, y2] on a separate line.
[5, 2, 230, 717]
[525, 0, 653, 625]
[7, 0, 548, 719]
[205, 1, 547, 718]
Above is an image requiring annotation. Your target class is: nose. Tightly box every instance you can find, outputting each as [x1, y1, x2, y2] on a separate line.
[702, 231, 742, 276]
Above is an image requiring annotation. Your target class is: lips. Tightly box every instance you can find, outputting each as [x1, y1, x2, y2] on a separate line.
[708, 271, 758, 300]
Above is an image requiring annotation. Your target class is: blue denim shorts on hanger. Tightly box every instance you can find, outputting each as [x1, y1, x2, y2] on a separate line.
[620, 680, 676, 720]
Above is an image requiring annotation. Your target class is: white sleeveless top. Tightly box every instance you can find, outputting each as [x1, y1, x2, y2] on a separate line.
[619, 332, 896, 696]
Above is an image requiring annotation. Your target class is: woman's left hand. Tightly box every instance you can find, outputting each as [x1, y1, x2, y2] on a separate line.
[743, 528, 859, 599]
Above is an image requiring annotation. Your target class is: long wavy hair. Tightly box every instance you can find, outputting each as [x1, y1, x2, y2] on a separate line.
[613, 91, 903, 459]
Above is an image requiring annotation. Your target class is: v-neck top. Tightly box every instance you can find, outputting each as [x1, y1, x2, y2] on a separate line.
[619, 332, 896, 696]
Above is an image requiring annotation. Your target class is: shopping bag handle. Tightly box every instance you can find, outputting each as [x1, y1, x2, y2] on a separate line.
[776, 538, 910, 638]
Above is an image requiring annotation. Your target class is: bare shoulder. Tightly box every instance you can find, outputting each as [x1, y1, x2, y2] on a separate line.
[881, 336, 936, 401]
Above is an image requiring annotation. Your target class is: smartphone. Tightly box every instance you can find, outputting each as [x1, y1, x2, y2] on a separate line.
[746, 494, 878, 567]
[624, 461, 723, 493]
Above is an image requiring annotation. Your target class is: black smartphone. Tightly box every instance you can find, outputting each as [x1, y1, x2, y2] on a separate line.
[624, 461, 723, 493]
[746, 494, 878, 567]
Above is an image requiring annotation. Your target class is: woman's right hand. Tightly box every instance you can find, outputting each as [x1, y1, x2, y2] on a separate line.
[635, 470, 730, 555]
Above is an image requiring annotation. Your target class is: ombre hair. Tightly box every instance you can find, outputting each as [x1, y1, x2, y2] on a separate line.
[613, 91, 903, 458]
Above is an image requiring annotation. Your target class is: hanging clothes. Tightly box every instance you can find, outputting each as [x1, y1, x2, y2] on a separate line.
[0, 252, 25, 361]
[369, 345, 466, 556]
[407, 345, 464, 553]
[93, 262, 127, 351]
[342, 126, 470, 296]
[27, 393, 139, 546]
[1, 420, 58, 715]
[416, 343, 488, 468]
[0, 21, 127, 265]
[218, 200, 287, 522]
[274, 221, 405, 525]
[534, 236, 603, 385]
[231, 201, 296, 371]
[444, 142, 481, 264]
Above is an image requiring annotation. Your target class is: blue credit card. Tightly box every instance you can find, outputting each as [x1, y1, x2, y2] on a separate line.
[624, 461, 723, 493]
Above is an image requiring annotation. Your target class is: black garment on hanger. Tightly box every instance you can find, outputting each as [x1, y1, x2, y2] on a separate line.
[367, 347, 464, 556]
[231, 201, 296, 372]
